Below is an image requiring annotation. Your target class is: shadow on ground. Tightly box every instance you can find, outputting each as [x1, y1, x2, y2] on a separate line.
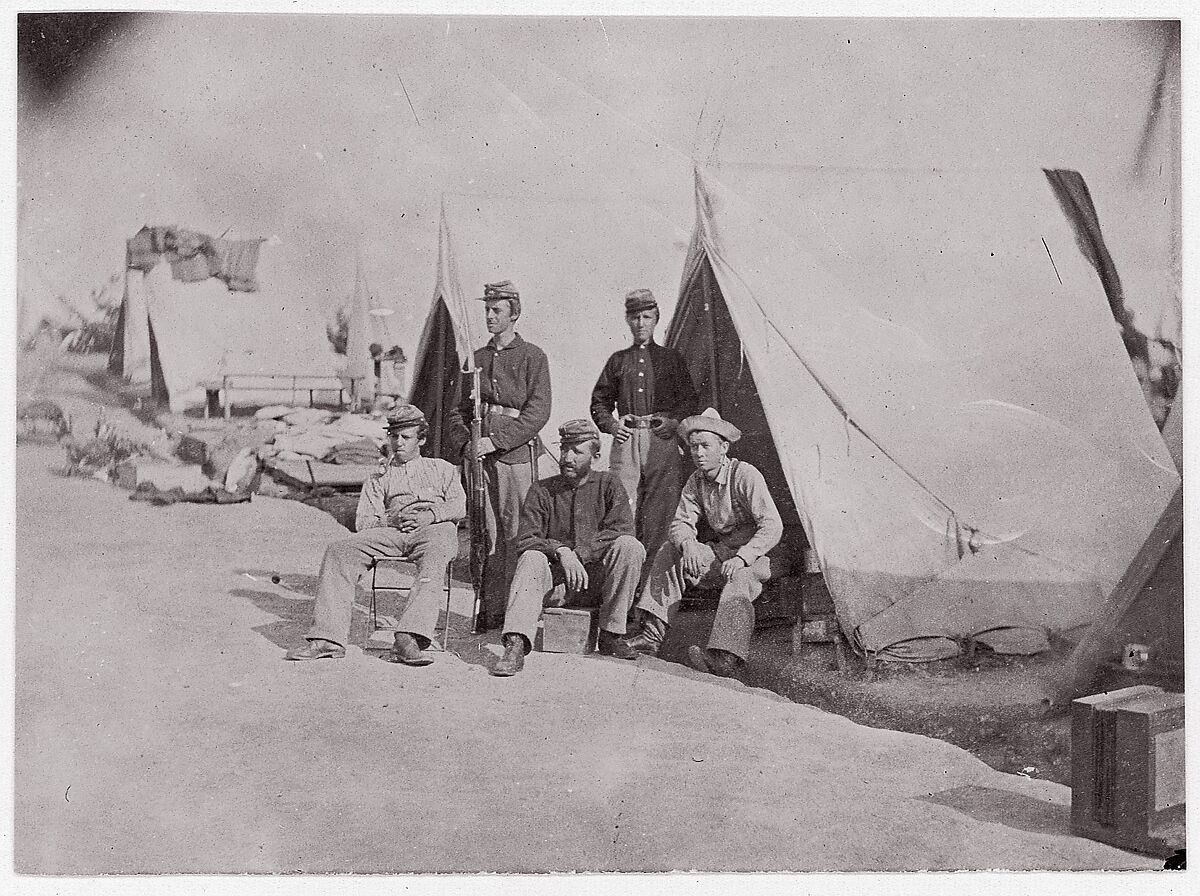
[230, 578, 503, 675]
[234, 569, 319, 596]
[920, 785, 1072, 839]
[230, 586, 317, 650]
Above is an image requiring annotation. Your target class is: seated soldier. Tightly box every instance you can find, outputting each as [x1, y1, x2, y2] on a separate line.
[621, 409, 785, 678]
[492, 419, 645, 677]
[285, 404, 465, 666]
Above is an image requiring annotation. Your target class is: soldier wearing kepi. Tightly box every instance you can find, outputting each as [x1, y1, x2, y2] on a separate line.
[621, 409, 786, 678]
[590, 288, 697, 566]
[285, 405, 465, 666]
[448, 280, 552, 629]
[492, 419, 645, 676]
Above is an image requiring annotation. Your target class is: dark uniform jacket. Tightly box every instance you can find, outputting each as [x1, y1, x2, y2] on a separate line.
[589, 341, 697, 435]
[516, 471, 634, 564]
[448, 333, 552, 465]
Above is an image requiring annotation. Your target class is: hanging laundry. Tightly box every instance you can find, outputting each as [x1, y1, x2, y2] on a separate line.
[127, 227, 159, 272]
[170, 252, 213, 283]
[217, 238, 265, 292]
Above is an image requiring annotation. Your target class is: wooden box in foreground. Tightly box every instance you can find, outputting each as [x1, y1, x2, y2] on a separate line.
[1071, 685, 1185, 856]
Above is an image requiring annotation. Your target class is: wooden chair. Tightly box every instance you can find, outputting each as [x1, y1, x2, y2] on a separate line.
[369, 557, 454, 650]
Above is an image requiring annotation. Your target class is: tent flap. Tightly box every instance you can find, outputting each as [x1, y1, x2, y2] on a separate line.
[688, 165, 1178, 658]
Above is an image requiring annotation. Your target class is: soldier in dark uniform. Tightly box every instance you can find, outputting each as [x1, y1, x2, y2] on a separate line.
[590, 288, 697, 569]
[448, 281, 552, 628]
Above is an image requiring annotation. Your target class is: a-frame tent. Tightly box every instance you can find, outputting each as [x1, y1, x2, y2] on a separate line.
[410, 194, 690, 464]
[1055, 484, 1183, 701]
[108, 233, 339, 413]
[667, 165, 1180, 662]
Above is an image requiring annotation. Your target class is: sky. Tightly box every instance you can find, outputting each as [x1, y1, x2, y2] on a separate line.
[15, 14, 1179, 361]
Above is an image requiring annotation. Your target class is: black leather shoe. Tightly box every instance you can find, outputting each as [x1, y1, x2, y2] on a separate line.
[285, 639, 346, 661]
[686, 645, 744, 679]
[390, 632, 434, 666]
[492, 634, 527, 677]
[597, 629, 638, 660]
[620, 614, 669, 657]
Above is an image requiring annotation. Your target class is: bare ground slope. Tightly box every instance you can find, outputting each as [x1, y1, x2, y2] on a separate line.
[14, 415, 1156, 872]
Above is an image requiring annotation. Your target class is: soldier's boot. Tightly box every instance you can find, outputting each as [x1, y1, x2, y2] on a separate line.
[620, 613, 669, 658]
[492, 633, 528, 677]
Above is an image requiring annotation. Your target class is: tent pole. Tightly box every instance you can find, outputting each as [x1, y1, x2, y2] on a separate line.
[702, 256, 722, 414]
[432, 301, 447, 458]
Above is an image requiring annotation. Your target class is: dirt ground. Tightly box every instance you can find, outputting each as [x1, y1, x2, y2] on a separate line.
[12, 351, 1161, 873]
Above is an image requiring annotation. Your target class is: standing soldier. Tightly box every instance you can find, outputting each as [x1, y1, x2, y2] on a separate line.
[590, 288, 697, 567]
[448, 281, 552, 630]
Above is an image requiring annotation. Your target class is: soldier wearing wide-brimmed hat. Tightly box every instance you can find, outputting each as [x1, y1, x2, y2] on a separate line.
[286, 404, 466, 666]
[589, 288, 697, 573]
[446, 280, 552, 629]
[620, 409, 786, 679]
[491, 419, 644, 676]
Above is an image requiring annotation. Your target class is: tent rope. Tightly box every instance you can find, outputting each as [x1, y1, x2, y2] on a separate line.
[700, 234, 1104, 577]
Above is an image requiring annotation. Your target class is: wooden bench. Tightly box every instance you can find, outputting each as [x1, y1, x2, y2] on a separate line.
[201, 373, 366, 419]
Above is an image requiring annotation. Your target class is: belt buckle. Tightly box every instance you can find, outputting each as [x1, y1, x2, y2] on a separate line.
[625, 414, 663, 430]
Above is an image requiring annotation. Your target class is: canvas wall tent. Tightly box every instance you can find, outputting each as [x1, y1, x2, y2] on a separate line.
[1054, 484, 1184, 702]
[667, 165, 1180, 663]
[343, 256, 403, 398]
[410, 194, 690, 464]
[108, 234, 340, 414]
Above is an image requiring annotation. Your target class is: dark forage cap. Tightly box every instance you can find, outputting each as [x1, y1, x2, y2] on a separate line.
[477, 280, 520, 301]
[624, 288, 658, 313]
[386, 404, 427, 431]
[556, 418, 601, 445]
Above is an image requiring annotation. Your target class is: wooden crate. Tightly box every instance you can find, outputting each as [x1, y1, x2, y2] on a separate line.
[541, 607, 596, 654]
[1071, 685, 1185, 856]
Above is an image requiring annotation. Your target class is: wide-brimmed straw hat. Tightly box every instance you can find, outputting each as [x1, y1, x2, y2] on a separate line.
[678, 408, 741, 443]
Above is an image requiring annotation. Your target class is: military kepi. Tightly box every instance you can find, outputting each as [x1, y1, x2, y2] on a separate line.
[679, 408, 741, 443]
[556, 418, 601, 445]
[386, 404, 427, 431]
[624, 288, 658, 314]
[477, 280, 520, 301]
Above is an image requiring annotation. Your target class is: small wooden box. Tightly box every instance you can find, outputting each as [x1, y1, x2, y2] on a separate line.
[541, 607, 597, 654]
[1071, 685, 1186, 856]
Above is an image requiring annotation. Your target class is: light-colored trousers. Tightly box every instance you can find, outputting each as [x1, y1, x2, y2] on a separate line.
[481, 457, 537, 624]
[307, 522, 459, 648]
[609, 427, 687, 563]
[503, 535, 645, 646]
[635, 540, 786, 661]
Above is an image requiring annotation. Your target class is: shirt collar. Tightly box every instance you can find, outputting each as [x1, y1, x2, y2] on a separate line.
[709, 457, 733, 487]
[631, 339, 658, 351]
[552, 472, 594, 492]
[489, 332, 524, 351]
[389, 455, 424, 470]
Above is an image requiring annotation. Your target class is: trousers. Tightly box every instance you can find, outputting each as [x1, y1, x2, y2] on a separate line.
[635, 540, 786, 661]
[306, 522, 459, 648]
[503, 535, 645, 646]
[481, 457, 536, 626]
[609, 427, 687, 564]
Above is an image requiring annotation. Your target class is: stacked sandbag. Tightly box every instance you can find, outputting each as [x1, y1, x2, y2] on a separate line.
[258, 409, 387, 464]
[325, 438, 382, 465]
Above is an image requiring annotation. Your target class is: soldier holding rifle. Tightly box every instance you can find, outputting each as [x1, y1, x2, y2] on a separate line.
[448, 280, 552, 630]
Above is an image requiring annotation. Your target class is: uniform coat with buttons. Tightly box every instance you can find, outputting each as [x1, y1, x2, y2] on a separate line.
[590, 341, 697, 564]
[446, 332, 553, 624]
[501, 470, 644, 646]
